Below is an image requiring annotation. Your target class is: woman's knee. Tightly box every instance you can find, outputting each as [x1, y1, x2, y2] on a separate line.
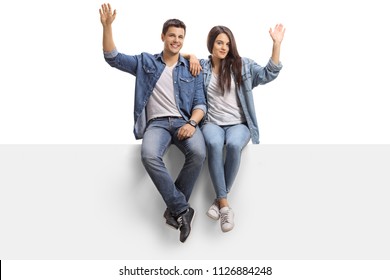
[225, 141, 245, 154]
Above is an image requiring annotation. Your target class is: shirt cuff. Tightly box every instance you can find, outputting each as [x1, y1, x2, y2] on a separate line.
[193, 104, 207, 115]
[267, 58, 283, 71]
[103, 48, 119, 59]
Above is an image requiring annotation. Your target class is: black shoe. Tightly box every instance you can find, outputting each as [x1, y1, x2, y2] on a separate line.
[163, 208, 179, 230]
[177, 207, 195, 243]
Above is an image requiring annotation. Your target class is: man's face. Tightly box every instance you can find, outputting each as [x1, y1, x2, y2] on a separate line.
[161, 26, 185, 56]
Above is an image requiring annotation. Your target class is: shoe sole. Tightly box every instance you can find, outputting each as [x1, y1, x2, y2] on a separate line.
[181, 210, 196, 243]
[206, 212, 220, 220]
[165, 222, 179, 230]
[222, 225, 234, 233]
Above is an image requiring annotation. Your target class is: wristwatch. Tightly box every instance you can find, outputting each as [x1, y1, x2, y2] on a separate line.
[187, 119, 198, 127]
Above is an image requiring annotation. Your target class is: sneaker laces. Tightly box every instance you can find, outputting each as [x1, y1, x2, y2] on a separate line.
[220, 209, 231, 224]
[177, 216, 183, 227]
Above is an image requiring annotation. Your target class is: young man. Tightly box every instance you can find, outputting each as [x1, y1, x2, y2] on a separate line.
[99, 3, 206, 243]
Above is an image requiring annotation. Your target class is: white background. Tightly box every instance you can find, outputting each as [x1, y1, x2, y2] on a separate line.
[1, 0, 389, 144]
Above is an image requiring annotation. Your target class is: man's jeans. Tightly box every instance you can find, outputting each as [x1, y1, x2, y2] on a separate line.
[141, 117, 206, 217]
[201, 123, 250, 199]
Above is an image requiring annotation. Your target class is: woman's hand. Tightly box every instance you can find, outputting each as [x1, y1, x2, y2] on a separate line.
[269, 23, 285, 45]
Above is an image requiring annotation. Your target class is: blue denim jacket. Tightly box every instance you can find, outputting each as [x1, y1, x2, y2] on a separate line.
[200, 57, 282, 144]
[104, 48, 206, 139]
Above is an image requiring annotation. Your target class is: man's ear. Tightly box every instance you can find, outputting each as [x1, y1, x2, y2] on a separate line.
[161, 33, 164, 42]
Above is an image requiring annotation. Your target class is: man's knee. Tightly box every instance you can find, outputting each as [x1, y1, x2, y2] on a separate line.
[141, 150, 161, 167]
[189, 145, 206, 163]
[192, 146, 206, 161]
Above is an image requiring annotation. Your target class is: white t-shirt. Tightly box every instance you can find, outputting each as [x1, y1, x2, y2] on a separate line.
[206, 72, 245, 125]
[146, 63, 181, 121]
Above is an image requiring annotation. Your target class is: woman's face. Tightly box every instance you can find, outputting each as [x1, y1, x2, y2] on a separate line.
[212, 33, 230, 60]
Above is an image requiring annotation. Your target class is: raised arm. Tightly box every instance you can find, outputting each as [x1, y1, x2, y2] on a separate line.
[269, 23, 285, 65]
[99, 3, 117, 52]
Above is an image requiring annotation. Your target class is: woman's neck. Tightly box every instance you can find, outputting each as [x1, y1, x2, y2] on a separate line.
[211, 56, 221, 74]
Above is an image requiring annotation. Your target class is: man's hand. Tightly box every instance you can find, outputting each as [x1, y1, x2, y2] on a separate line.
[177, 124, 196, 141]
[189, 54, 202, 76]
[99, 3, 116, 26]
[100, 3, 117, 52]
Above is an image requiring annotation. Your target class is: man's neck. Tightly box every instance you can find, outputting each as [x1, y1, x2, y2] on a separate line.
[163, 52, 180, 67]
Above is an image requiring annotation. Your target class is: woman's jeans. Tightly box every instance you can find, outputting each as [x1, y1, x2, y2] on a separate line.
[201, 123, 250, 200]
[141, 117, 206, 217]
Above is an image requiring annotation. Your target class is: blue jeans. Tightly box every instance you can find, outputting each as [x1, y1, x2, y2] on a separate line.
[201, 123, 250, 200]
[141, 117, 206, 217]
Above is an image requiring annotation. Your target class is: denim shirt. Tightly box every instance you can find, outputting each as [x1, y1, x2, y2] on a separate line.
[200, 57, 283, 144]
[104, 48, 206, 139]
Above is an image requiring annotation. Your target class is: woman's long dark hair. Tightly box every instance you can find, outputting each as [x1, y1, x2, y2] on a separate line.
[207, 26, 242, 93]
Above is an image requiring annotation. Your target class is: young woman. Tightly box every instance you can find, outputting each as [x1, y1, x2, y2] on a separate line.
[188, 24, 285, 232]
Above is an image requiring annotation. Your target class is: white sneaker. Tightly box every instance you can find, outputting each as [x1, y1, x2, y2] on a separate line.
[206, 200, 220, 220]
[220, 207, 234, 232]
